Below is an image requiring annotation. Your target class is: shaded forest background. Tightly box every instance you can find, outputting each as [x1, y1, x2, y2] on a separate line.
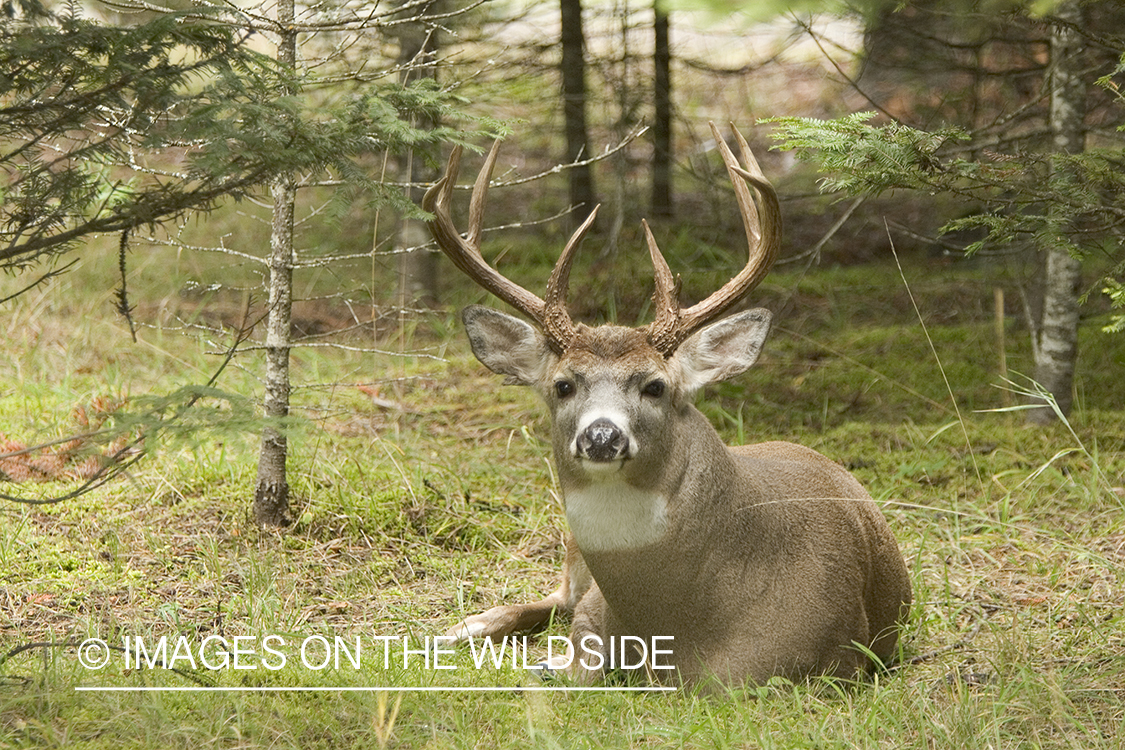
[2, 0, 1124, 522]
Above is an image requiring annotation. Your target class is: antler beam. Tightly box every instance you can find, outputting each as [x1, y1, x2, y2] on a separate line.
[423, 141, 599, 353]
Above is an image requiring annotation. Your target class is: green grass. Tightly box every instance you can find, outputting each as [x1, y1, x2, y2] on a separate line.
[1, 236, 1123, 748]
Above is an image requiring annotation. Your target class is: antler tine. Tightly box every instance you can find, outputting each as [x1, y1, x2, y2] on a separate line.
[464, 139, 501, 249]
[643, 219, 681, 345]
[541, 205, 599, 348]
[692, 122, 781, 317]
[645, 122, 781, 355]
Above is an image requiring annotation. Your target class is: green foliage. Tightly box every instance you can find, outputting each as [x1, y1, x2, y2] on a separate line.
[2, 8, 258, 266]
[0, 359, 275, 506]
[0, 5, 495, 276]
[768, 112, 969, 195]
[769, 111, 1125, 314]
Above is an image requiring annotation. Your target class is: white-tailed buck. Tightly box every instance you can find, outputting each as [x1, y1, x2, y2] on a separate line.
[425, 124, 911, 687]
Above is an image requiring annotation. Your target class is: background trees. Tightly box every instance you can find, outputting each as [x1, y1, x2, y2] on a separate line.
[2, 0, 493, 519]
[774, 0, 1124, 422]
[560, 0, 598, 225]
[3, 0, 1122, 516]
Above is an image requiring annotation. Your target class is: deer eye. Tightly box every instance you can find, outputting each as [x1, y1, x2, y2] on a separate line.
[642, 380, 666, 398]
[555, 380, 575, 399]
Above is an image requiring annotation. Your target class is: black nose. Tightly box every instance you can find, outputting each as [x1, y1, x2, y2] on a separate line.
[577, 418, 629, 462]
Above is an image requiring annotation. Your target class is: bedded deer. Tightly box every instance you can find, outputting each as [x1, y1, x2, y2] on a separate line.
[425, 124, 911, 687]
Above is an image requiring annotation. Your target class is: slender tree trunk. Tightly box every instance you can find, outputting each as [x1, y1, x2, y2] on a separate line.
[1030, 0, 1085, 424]
[560, 0, 597, 226]
[253, 0, 297, 526]
[396, 15, 441, 308]
[651, 2, 672, 218]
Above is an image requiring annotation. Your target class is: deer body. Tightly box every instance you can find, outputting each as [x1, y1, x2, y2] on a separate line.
[426, 124, 911, 687]
[570, 442, 907, 684]
[459, 310, 911, 685]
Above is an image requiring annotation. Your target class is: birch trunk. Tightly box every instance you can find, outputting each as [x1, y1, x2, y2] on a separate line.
[253, 0, 297, 525]
[1030, 1, 1085, 424]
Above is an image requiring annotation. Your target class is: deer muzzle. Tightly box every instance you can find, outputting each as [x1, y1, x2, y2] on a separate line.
[576, 418, 631, 463]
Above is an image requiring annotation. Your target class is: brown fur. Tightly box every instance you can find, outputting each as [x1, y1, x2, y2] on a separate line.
[446, 308, 912, 688]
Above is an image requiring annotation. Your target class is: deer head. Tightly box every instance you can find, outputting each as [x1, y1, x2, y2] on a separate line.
[424, 124, 781, 499]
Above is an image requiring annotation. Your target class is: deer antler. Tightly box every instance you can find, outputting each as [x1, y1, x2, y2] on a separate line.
[643, 122, 781, 355]
[426, 124, 777, 357]
[423, 140, 599, 353]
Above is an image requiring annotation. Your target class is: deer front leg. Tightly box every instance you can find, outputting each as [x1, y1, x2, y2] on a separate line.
[564, 582, 610, 684]
[446, 535, 592, 642]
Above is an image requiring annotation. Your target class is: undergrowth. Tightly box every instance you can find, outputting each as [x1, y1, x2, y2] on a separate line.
[0, 236, 1123, 748]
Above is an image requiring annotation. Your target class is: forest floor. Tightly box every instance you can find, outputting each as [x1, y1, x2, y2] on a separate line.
[1, 240, 1123, 749]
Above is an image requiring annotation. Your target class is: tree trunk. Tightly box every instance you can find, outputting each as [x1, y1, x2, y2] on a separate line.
[253, 0, 296, 526]
[254, 176, 296, 526]
[1029, 0, 1085, 424]
[396, 15, 441, 308]
[397, 214, 438, 309]
[651, 2, 672, 218]
[560, 0, 597, 226]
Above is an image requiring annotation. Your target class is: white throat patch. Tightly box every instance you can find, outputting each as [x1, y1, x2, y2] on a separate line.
[564, 483, 668, 552]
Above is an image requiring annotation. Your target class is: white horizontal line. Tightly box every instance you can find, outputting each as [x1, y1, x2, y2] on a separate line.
[75, 685, 677, 693]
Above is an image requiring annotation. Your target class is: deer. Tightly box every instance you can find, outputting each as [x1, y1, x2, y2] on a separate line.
[423, 123, 912, 688]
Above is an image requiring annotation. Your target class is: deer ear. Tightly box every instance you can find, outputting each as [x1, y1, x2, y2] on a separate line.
[672, 309, 772, 393]
[462, 305, 554, 386]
